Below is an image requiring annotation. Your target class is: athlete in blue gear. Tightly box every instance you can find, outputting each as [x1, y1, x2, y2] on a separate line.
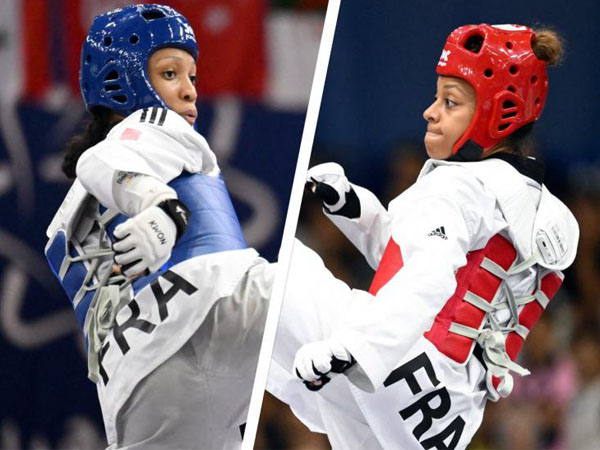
[45, 5, 273, 449]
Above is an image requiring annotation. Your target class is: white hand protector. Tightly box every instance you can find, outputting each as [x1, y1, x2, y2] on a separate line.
[112, 171, 178, 217]
[306, 163, 360, 218]
[293, 339, 355, 391]
[113, 206, 177, 277]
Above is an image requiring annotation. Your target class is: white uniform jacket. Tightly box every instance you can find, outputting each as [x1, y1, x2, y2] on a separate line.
[328, 155, 578, 392]
[269, 154, 578, 449]
[47, 108, 261, 445]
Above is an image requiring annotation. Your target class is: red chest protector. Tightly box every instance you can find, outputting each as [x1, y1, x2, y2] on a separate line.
[369, 235, 563, 395]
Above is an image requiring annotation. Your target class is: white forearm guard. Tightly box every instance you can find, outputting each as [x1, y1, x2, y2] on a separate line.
[112, 171, 177, 217]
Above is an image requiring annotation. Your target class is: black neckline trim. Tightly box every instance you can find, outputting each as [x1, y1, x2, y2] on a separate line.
[447, 140, 484, 162]
[486, 152, 545, 184]
[448, 139, 545, 184]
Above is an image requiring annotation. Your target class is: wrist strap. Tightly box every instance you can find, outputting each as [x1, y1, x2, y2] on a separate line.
[156, 199, 191, 241]
[324, 187, 361, 219]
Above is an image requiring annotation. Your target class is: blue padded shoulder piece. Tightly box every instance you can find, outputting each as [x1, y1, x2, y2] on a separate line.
[170, 172, 247, 259]
[106, 172, 247, 292]
[45, 172, 247, 330]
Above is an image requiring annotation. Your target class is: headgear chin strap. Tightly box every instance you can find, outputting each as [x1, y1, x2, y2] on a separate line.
[80, 4, 198, 116]
[437, 24, 548, 158]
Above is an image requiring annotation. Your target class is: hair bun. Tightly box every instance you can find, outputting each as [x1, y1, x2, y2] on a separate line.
[532, 29, 564, 66]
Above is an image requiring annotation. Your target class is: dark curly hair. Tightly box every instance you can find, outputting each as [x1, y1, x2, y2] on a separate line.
[62, 107, 118, 179]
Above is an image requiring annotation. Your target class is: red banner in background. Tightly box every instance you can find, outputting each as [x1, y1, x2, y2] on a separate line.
[17, 0, 266, 103]
[20, 0, 90, 102]
[21, 0, 52, 100]
[62, 0, 88, 98]
[169, 0, 266, 98]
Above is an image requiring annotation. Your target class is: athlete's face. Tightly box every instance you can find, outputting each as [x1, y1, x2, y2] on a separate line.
[148, 48, 197, 126]
[422, 76, 476, 159]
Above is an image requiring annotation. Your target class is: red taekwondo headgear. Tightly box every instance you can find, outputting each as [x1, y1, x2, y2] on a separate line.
[436, 24, 548, 157]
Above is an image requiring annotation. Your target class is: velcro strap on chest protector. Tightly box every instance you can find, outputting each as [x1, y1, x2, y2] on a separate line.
[368, 233, 564, 399]
[46, 206, 128, 384]
[424, 234, 518, 363]
[488, 270, 563, 396]
[45, 208, 123, 331]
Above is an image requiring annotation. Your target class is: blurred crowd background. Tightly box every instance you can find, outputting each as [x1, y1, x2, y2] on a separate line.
[0, 0, 325, 448]
[1, 0, 599, 448]
[259, 1, 600, 449]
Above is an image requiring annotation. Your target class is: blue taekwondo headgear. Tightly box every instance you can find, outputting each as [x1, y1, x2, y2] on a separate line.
[80, 4, 198, 116]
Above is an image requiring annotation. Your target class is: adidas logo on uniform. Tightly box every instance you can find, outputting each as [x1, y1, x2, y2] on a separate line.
[428, 226, 448, 240]
[140, 107, 168, 126]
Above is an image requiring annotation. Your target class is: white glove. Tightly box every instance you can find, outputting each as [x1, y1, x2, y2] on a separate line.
[293, 339, 355, 391]
[306, 163, 360, 218]
[113, 205, 177, 277]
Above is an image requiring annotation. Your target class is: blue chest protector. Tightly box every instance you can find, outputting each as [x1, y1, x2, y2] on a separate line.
[45, 173, 247, 331]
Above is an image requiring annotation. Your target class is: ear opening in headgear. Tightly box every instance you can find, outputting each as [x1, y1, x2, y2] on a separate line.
[464, 33, 484, 53]
[142, 10, 166, 21]
[112, 95, 128, 104]
[501, 100, 517, 119]
[103, 71, 121, 92]
[102, 67, 128, 104]
[104, 70, 119, 82]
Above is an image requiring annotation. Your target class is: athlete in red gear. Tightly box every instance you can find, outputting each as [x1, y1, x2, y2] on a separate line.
[268, 24, 579, 450]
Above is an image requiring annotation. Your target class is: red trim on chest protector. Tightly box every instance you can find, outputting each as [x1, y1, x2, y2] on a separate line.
[424, 234, 517, 363]
[369, 238, 403, 295]
[368, 234, 563, 370]
[491, 270, 563, 390]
